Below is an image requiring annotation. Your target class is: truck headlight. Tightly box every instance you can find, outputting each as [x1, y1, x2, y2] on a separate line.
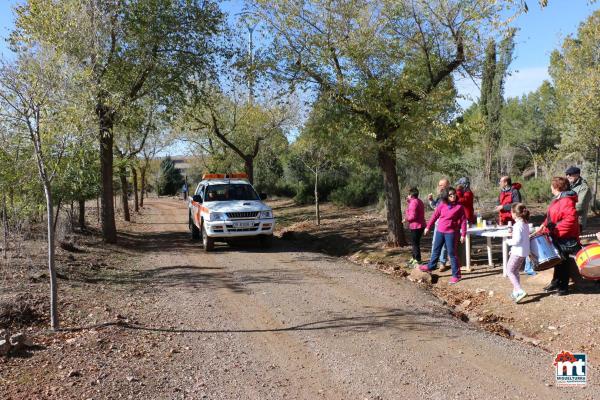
[209, 212, 226, 221]
[260, 210, 273, 219]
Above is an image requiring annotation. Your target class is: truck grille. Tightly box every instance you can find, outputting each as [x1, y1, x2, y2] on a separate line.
[226, 225, 260, 232]
[226, 211, 259, 219]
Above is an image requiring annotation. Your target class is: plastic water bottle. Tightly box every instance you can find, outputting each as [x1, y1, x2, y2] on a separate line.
[476, 210, 482, 228]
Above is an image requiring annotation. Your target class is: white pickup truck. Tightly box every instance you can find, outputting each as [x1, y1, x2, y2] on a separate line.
[188, 173, 275, 251]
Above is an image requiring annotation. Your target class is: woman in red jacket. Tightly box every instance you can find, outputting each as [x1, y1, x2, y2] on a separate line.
[455, 177, 475, 225]
[537, 177, 581, 296]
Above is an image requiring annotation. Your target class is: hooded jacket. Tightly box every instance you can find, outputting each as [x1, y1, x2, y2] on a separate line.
[541, 190, 580, 240]
[498, 182, 522, 224]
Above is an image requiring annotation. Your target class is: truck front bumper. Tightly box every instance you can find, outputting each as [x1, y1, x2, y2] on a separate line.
[204, 219, 275, 238]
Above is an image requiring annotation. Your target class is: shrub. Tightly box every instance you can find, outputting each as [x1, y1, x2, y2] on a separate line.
[521, 178, 553, 203]
[330, 169, 382, 207]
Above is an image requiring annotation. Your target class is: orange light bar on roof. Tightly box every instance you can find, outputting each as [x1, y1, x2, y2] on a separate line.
[202, 173, 226, 180]
[228, 173, 248, 179]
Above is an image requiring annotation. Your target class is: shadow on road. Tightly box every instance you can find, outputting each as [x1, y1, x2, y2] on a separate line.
[68, 263, 306, 296]
[60, 308, 453, 336]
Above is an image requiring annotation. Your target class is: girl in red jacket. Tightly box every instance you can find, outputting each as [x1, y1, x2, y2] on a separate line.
[455, 177, 475, 225]
[537, 177, 581, 296]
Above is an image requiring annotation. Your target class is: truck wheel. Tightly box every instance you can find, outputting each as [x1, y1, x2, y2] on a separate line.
[202, 223, 214, 252]
[259, 235, 273, 249]
[190, 212, 200, 240]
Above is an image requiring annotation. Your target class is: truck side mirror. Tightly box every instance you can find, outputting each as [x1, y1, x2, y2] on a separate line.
[192, 194, 203, 203]
[260, 193, 267, 200]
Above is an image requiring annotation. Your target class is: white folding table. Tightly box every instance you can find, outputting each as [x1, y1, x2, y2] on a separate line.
[465, 227, 512, 276]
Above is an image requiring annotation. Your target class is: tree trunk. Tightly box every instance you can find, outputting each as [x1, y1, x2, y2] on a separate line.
[96, 196, 100, 225]
[314, 171, 320, 226]
[78, 198, 86, 230]
[534, 159, 538, 179]
[484, 145, 493, 183]
[244, 157, 254, 184]
[43, 184, 59, 330]
[140, 166, 146, 208]
[132, 167, 139, 213]
[52, 198, 62, 236]
[98, 105, 117, 243]
[70, 201, 75, 232]
[594, 145, 599, 212]
[2, 193, 7, 259]
[377, 146, 406, 247]
[118, 165, 131, 222]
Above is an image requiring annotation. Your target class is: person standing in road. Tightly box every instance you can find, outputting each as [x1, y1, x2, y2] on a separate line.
[421, 187, 467, 284]
[182, 182, 188, 200]
[565, 166, 592, 231]
[427, 179, 450, 271]
[403, 187, 426, 266]
[495, 176, 522, 225]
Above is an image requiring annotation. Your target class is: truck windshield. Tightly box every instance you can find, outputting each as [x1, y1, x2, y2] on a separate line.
[205, 184, 260, 201]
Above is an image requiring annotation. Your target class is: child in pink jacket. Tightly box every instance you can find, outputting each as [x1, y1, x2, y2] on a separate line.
[403, 187, 426, 264]
[420, 187, 467, 284]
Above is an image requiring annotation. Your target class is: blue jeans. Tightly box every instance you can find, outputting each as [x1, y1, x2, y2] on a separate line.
[524, 257, 536, 275]
[429, 231, 460, 278]
[431, 225, 447, 264]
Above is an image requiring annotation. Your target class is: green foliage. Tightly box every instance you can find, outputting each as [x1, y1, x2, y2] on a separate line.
[549, 10, 600, 159]
[158, 156, 184, 196]
[480, 30, 515, 182]
[330, 168, 382, 207]
[13, 0, 224, 108]
[501, 81, 561, 174]
[521, 178, 553, 203]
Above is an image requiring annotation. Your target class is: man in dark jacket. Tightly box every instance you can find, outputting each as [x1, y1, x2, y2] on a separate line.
[495, 176, 522, 225]
[566, 166, 592, 230]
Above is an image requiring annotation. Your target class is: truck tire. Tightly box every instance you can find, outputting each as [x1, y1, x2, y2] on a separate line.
[190, 212, 200, 240]
[202, 223, 214, 252]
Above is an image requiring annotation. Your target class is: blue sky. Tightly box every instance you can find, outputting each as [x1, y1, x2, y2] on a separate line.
[1, 0, 598, 104]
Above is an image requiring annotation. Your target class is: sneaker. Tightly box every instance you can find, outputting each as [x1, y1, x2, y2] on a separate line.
[514, 291, 527, 303]
[438, 263, 450, 272]
[544, 281, 559, 292]
[449, 276, 461, 284]
[554, 289, 569, 296]
[419, 264, 432, 272]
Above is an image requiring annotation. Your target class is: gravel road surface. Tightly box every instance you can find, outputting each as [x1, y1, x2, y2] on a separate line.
[36, 198, 598, 399]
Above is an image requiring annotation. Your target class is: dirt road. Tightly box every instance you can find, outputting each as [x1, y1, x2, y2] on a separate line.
[4, 197, 598, 399]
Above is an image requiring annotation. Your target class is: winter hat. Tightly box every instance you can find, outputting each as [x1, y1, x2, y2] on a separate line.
[455, 177, 470, 189]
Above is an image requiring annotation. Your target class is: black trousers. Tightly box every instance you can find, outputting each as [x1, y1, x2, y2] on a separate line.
[410, 228, 424, 262]
[552, 259, 572, 290]
[552, 242, 581, 290]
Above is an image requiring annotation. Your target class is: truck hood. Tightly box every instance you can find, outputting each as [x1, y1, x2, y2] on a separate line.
[205, 200, 271, 213]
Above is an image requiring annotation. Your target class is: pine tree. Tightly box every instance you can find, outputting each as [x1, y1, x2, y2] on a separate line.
[481, 29, 515, 182]
[158, 156, 184, 196]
